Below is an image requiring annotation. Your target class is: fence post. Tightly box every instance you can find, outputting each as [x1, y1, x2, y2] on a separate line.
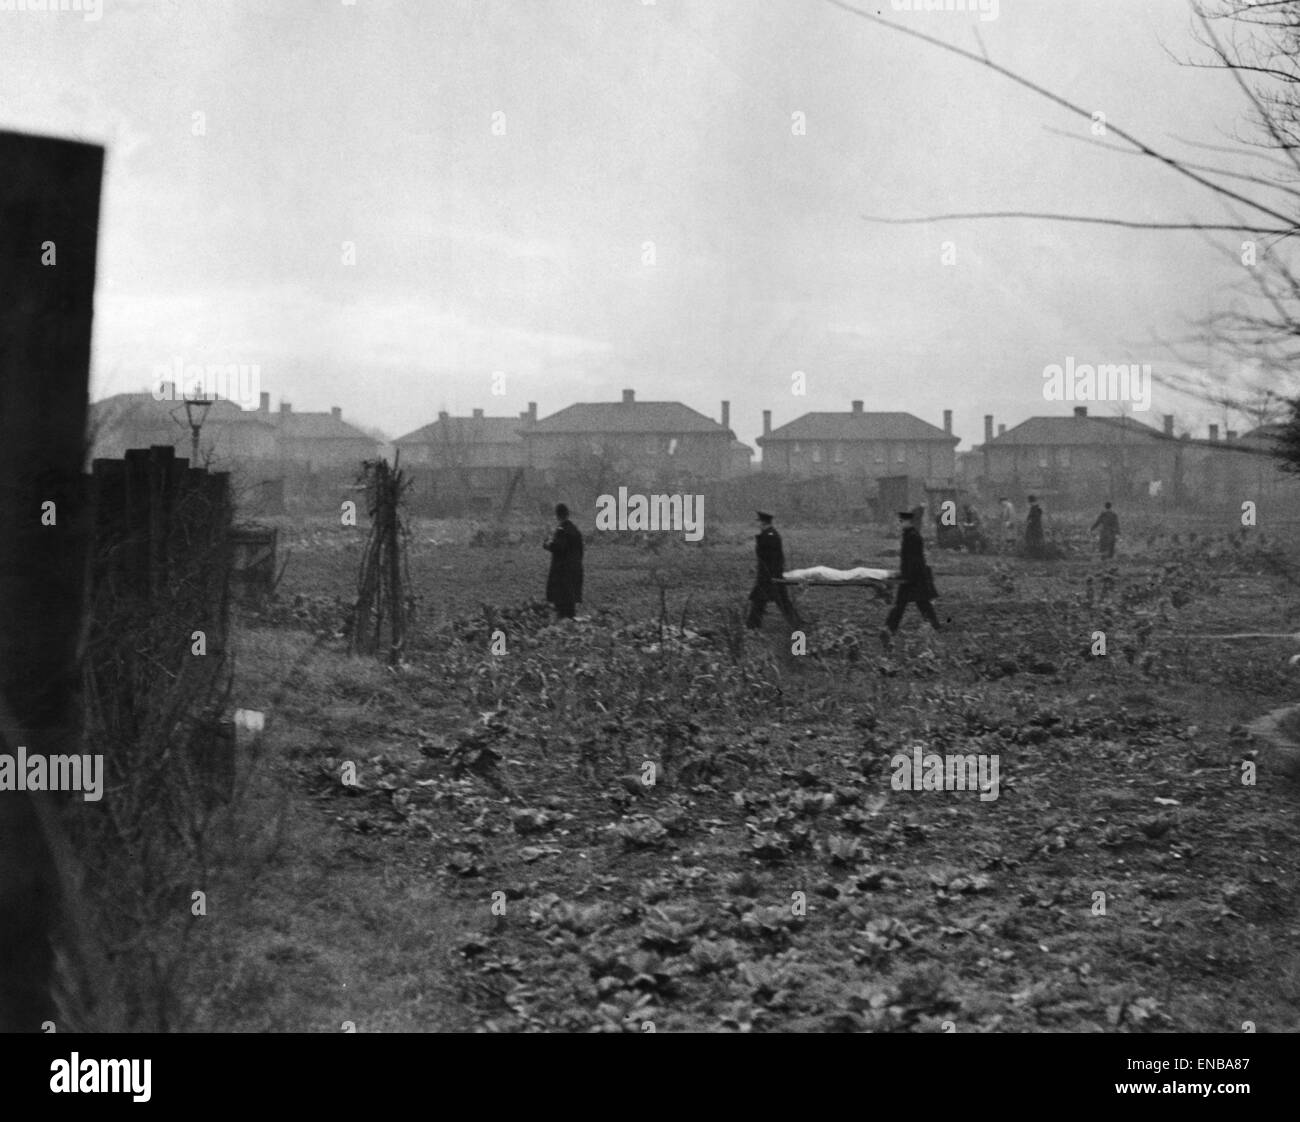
[0, 131, 103, 1032]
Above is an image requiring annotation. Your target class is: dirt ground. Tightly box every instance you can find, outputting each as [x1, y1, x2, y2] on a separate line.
[190, 513, 1300, 1032]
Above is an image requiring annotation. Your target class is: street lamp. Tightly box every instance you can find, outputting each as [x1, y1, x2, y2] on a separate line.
[183, 388, 215, 465]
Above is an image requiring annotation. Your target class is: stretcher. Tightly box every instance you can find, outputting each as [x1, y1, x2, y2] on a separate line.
[775, 566, 899, 597]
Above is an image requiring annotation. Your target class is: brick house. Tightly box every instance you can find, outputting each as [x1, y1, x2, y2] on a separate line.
[755, 400, 958, 482]
[975, 406, 1173, 500]
[521, 390, 745, 483]
[89, 389, 279, 467]
[393, 404, 538, 514]
[394, 403, 536, 469]
[273, 402, 380, 472]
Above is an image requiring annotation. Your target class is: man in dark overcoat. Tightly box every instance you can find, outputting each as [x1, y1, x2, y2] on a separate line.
[544, 503, 583, 619]
[881, 509, 941, 647]
[746, 511, 799, 630]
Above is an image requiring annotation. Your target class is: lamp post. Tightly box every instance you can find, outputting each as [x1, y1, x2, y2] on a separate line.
[183, 389, 214, 465]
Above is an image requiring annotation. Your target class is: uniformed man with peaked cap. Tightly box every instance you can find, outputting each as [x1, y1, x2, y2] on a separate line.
[746, 510, 799, 630]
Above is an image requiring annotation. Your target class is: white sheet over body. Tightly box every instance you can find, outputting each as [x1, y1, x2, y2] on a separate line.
[781, 566, 895, 583]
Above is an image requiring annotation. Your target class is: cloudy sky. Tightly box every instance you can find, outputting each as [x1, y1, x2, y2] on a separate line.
[0, 0, 1271, 448]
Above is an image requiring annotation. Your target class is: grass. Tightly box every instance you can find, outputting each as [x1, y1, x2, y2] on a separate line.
[123, 514, 1300, 1032]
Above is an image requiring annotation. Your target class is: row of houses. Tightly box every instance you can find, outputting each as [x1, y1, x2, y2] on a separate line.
[90, 387, 381, 472]
[393, 392, 1293, 508]
[89, 385, 1296, 514]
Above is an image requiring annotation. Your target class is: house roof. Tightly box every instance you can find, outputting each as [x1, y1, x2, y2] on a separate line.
[528, 400, 727, 435]
[759, 411, 956, 444]
[1242, 423, 1285, 441]
[982, 414, 1166, 447]
[274, 411, 377, 442]
[394, 416, 531, 445]
[90, 392, 277, 431]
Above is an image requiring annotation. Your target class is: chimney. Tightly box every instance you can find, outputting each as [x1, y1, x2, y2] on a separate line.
[622, 389, 635, 405]
[1226, 430, 1238, 441]
[943, 409, 952, 435]
[438, 410, 449, 422]
[527, 401, 537, 422]
[472, 408, 484, 419]
[851, 400, 863, 414]
[260, 391, 270, 413]
[1209, 424, 1219, 442]
[1163, 414, 1174, 437]
[998, 423, 1007, 437]
[280, 402, 291, 415]
[983, 415, 993, 444]
[721, 400, 730, 431]
[762, 409, 772, 437]
[1074, 406, 1088, 418]
[331, 406, 342, 420]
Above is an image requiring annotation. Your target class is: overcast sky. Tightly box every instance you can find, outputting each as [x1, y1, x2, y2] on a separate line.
[0, 0, 1266, 448]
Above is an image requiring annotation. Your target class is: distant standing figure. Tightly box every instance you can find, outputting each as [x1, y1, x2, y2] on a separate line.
[881, 509, 941, 646]
[998, 496, 1015, 552]
[746, 511, 799, 630]
[544, 503, 583, 619]
[1024, 495, 1045, 557]
[1091, 501, 1120, 560]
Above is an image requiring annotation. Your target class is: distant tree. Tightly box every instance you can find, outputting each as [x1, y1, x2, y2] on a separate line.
[1271, 398, 1300, 474]
[836, 0, 1300, 460]
[552, 440, 630, 510]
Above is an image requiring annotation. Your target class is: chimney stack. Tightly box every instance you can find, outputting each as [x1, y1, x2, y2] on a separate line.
[1226, 430, 1238, 441]
[280, 402, 292, 415]
[1163, 414, 1174, 437]
[331, 406, 342, 420]
[983, 415, 993, 444]
[998, 423, 1006, 437]
[1074, 406, 1088, 418]
[1209, 424, 1219, 442]
[762, 410, 772, 437]
[943, 409, 952, 435]
[472, 408, 484, 419]
[721, 400, 730, 431]
[851, 400, 863, 414]
[438, 410, 449, 422]
[260, 391, 270, 413]
[622, 388, 635, 405]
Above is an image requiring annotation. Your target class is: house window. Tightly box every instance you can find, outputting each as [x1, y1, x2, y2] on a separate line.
[1058, 447, 1071, 467]
[1039, 451, 1049, 468]
[833, 443, 844, 464]
[793, 442, 802, 454]
[812, 445, 823, 464]
[646, 436, 659, 455]
[874, 445, 885, 464]
[895, 444, 906, 463]
[668, 437, 679, 456]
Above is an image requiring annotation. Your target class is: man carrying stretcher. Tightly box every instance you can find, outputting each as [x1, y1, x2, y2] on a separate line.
[746, 511, 801, 630]
[880, 509, 941, 648]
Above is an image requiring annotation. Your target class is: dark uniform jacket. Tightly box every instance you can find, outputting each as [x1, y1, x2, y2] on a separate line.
[898, 525, 929, 591]
[1026, 503, 1044, 545]
[545, 520, 584, 606]
[1091, 510, 1119, 540]
[751, 525, 786, 600]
